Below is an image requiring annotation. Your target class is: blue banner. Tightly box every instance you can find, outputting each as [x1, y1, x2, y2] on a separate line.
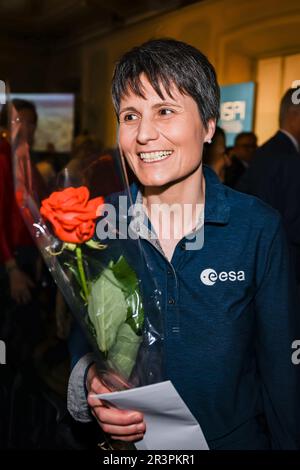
[219, 82, 255, 146]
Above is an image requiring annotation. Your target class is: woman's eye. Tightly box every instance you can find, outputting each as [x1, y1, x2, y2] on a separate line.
[123, 113, 138, 122]
[159, 108, 173, 116]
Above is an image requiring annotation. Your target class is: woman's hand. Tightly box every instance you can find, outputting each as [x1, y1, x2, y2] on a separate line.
[86, 364, 146, 442]
[9, 267, 35, 304]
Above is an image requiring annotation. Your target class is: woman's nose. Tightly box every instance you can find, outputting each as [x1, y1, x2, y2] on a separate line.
[136, 116, 159, 144]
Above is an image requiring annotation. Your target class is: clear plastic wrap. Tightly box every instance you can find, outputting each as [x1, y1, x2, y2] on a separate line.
[10, 96, 164, 391]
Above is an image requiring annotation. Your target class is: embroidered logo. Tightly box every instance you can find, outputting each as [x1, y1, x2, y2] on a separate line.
[200, 268, 245, 286]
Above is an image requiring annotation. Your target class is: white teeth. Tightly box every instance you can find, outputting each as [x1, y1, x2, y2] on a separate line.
[139, 150, 172, 162]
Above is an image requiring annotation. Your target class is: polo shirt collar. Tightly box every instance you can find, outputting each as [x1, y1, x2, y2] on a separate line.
[203, 165, 230, 225]
[127, 164, 230, 226]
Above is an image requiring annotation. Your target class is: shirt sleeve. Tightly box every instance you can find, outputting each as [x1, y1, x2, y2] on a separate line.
[254, 218, 300, 449]
[67, 352, 96, 423]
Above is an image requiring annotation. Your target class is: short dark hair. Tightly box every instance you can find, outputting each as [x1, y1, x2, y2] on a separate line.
[111, 38, 220, 129]
[0, 98, 38, 128]
[12, 98, 38, 124]
[234, 132, 257, 146]
[279, 88, 300, 127]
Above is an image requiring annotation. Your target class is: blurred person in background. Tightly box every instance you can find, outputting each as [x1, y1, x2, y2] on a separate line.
[0, 98, 85, 449]
[64, 131, 135, 195]
[0, 98, 46, 447]
[202, 126, 231, 182]
[35, 159, 56, 188]
[1, 92, 113, 451]
[238, 88, 300, 286]
[224, 131, 257, 188]
[0, 99, 38, 306]
[65, 131, 103, 184]
[0, 98, 56, 366]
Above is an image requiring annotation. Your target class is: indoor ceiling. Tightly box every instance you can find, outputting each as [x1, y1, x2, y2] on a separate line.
[0, 0, 203, 43]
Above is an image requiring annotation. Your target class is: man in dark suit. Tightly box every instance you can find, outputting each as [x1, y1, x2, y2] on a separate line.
[238, 88, 300, 284]
[224, 131, 257, 188]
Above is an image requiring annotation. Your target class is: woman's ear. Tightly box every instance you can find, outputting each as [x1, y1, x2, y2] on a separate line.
[204, 119, 216, 144]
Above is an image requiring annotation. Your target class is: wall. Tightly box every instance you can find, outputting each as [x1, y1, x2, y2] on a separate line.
[0, 37, 49, 92]
[78, 0, 300, 146]
[2, 0, 300, 146]
[255, 54, 300, 144]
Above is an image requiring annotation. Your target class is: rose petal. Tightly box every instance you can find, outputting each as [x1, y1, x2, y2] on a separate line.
[75, 220, 95, 243]
[40, 187, 104, 243]
[86, 196, 105, 217]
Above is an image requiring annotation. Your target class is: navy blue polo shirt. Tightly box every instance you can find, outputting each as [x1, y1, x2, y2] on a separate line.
[71, 166, 300, 450]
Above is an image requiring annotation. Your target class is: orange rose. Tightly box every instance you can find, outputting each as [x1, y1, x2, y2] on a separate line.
[40, 186, 104, 243]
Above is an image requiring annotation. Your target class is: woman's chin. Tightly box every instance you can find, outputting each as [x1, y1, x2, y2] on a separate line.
[138, 175, 171, 188]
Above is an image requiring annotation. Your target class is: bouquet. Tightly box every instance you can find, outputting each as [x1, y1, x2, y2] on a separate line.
[39, 185, 145, 382]
[11, 116, 164, 390]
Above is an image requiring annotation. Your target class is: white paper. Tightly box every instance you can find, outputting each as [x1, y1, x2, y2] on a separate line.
[92, 380, 209, 450]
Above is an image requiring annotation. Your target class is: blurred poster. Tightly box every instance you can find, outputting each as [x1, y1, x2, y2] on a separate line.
[219, 82, 255, 146]
[11, 93, 74, 152]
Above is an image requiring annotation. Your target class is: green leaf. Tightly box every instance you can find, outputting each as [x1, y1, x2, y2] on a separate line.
[85, 239, 107, 250]
[111, 256, 144, 334]
[107, 323, 142, 379]
[125, 289, 144, 334]
[88, 266, 128, 353]
[64, 243, 77, 252]
[112, 256, 137, 294]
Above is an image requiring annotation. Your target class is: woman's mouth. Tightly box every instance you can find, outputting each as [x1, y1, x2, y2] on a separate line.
[138, 150, 173, 163]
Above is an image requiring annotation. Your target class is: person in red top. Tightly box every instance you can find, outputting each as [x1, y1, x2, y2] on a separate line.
[0, 99, 38, 304]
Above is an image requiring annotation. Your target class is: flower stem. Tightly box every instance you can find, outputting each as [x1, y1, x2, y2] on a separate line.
[76, 246, 89, 301]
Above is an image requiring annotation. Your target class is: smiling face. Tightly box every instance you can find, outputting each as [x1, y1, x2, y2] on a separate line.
[118, 74, 215, 189]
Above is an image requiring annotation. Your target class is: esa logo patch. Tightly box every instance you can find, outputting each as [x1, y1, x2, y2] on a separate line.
[200, 268, 245, 286]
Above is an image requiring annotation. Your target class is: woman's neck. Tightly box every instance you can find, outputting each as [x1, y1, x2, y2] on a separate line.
[142, 165, 205, 249]
[142, 164, 205, 208]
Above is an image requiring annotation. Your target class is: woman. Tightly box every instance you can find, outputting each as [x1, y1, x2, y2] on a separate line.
[68, 39, 300, 449]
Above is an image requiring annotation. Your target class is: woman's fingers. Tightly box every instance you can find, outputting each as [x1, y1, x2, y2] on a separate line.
[87, 394, 145, 441]
[96, 404, 143, 427]
[86, 365, 146, 442]
[111, 433, 144, 442]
